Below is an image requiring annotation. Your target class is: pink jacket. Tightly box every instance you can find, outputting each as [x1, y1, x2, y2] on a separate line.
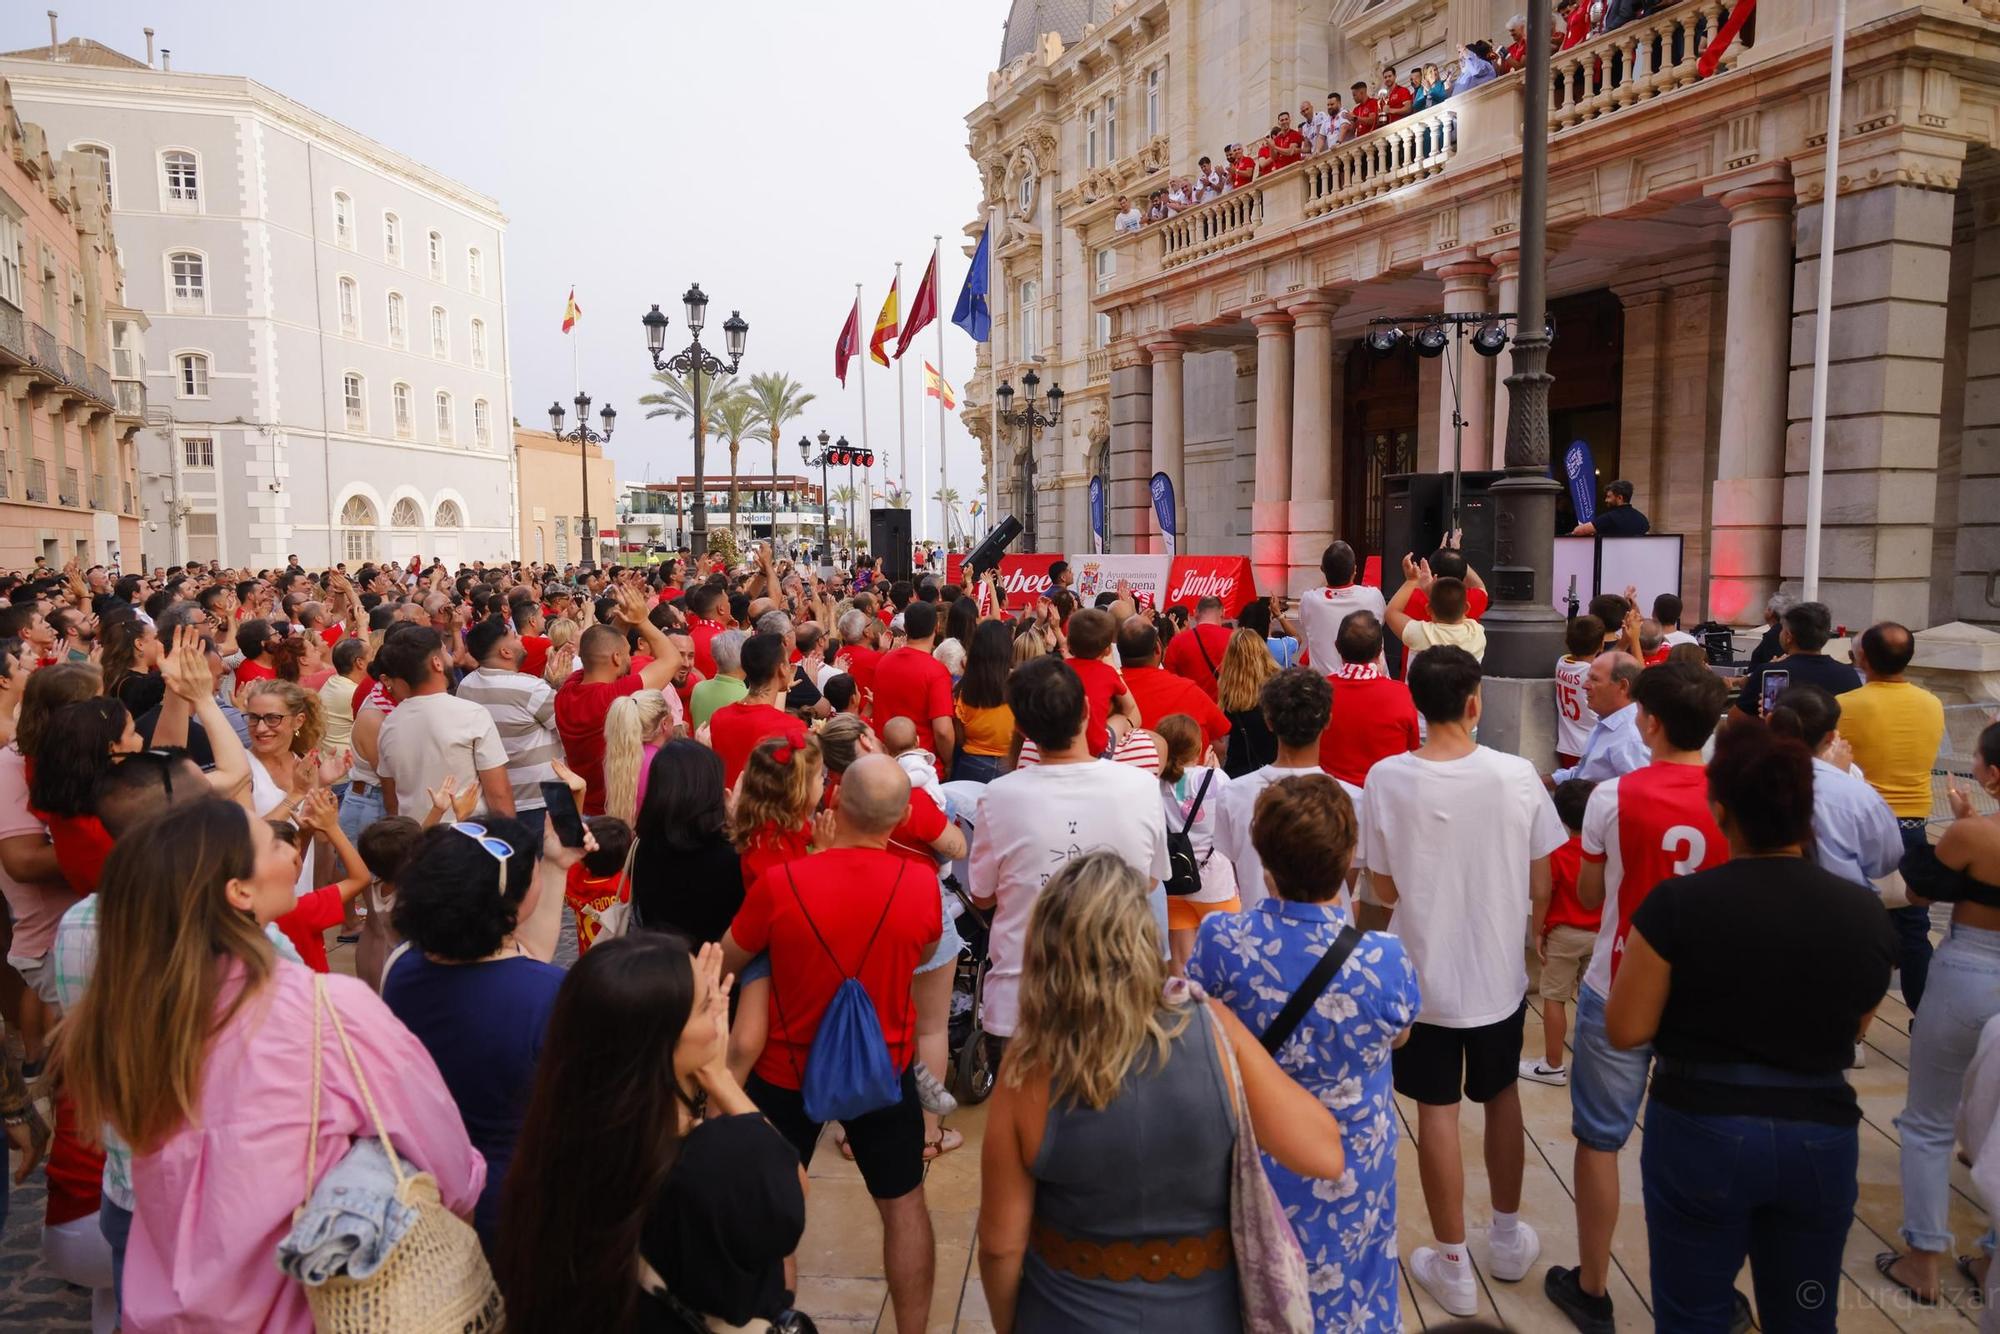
[124, 960, 486, 1333]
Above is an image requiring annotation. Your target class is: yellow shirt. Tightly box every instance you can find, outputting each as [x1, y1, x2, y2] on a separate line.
[1401, 617, 1488, 662]
[956, 700, 1017, 757]
[1837, 679, 1944, 818]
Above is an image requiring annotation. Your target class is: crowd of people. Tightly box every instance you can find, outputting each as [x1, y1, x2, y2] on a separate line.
[0, 533, 1984, 1333]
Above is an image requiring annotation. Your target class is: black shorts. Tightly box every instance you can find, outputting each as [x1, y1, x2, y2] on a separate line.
[1391, 1001, 1528, 1106]
[746, 1068, 924, 1200]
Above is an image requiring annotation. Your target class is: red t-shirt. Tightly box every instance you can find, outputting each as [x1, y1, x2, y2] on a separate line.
[319, 625, 346, 648]
[1404, 585, 1491, 622]
[1068, 657, 1124, 756]
[1122, 665, 1232, 752]
[1562, 5, 1592, 48]
[1318, 672, 1420, 785]
[1271, 128, 1306, 165]
[887, 788, 949, 869]
[871, 646, 953, 739]
[519, 635, 553, 679]
[1351, 98, 1381, 134]
[1163, 622, 1231, 699]
[729, 846, 943, 1089]
[275, 884, 345, 973]
[1505, 38, 1528, 70]
[43, 1096, 104, 1229]
[1230, 154, 1256, 188]
[836, 643, 882, 706]
[1543, 834, 1599, 933]
[234, 659, 277, 687]
[688, 617, 727, 680]
[741, 824, 812, 890]
[554, 673, 646, 815]
[1384, 85, 1414, 120]
[709, 700, 809, 789]
[42, 812, 113, 897]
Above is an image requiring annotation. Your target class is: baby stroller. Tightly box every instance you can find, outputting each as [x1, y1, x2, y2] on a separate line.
[937, 781, 1000, 1105]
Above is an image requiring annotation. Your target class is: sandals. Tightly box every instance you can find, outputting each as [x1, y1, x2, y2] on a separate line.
[923, 1127, 965, 1160]
[1958, 1254, 1989, 1304]
[1876, 1251, 1941, 1306]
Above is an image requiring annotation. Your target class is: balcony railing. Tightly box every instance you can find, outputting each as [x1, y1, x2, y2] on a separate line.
[62, 346, 87, 386]
[123, 481, 134, 514]
[88, 364, 113, 405]
[1304, 103, 1460, 217]
[1552, 0, 1748, 130]
[90, 474, 110, 510]
[1087, 347, 1111, 385]
[1160, 186, 1264, 268]
[0, 300, 24, 365]
[114, 378, 145, 416]
[25, 460, 47, 504]
[61, 468, 80, 508]
[0, 453, 9, 500]
[29, 322, 60, 371]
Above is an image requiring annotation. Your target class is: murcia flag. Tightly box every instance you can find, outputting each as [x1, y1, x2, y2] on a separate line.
[834, 298, 862, 387]
[893, 251, 939, 361]
[561, 288, 581, 333]
[924, 362, 956, 410]
[870, 278, 899, 368]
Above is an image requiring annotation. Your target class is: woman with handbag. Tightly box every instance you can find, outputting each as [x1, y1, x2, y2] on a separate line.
[59, 797, 487, 1333]
[978, 850, 1345, 1333]
[1188, 775, 1420, 1333]
[1156, 713, 1237, 974]
[498, 933, 810, 1334]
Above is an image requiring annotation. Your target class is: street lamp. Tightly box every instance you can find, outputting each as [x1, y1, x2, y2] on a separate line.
[994, 369, 1064, 552]
[800, 430, 871, 568]
[641, 285, 749, 556]
[548, 391, 615, 570]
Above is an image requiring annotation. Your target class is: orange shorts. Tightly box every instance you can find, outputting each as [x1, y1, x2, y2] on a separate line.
[1167, 894, 1241, 931]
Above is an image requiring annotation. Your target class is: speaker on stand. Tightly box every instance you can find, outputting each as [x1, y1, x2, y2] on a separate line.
[869, 509, 913, 583]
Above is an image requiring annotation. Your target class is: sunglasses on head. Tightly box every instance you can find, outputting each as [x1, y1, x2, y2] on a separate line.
[452, 821, 516, 866]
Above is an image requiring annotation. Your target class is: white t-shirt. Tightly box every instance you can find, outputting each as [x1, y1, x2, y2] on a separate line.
[971, 760, 1171, 1037]
[1553, 655, 1598, 758]
[375, 692, 509, 820]
[1161, 766, 1238, 905]
[1663, 629, 1699, 648]
[1113, 207, 1143, 233]
[1359, 746, 1567, 1027]
[1298, 584, 1387, 675]
[1212, 765, 1363, 910]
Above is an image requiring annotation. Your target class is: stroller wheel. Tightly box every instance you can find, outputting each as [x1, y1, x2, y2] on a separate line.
[953, 1030, 999, 1106]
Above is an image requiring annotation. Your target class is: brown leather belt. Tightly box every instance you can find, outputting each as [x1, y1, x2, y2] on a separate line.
[1030, 1221, 1231, 1283]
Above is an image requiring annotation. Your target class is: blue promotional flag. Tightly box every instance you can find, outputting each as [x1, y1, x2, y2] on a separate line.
[1088, 476, 1106, 554]
[951, 229, 991, 342]
[1149, 471, 1178, 558]
[1560, 440, 1598, 525]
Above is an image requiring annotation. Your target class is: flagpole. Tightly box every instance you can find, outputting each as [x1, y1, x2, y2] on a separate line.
[895, 262, 909, 519]
[933, 235, 949, 550]
[855, 281, 871, 553]
[988, 209, 1001, 534]
[919, 384, 929, 544]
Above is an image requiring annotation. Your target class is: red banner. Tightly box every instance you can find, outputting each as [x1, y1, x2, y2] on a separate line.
[1166, 555, 1257, 618]
[994, 553, 1063, 609]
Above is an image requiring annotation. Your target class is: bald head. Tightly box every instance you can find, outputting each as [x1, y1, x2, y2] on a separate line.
[1858, 621, 1915, 679]
[838, 753, 910, 838]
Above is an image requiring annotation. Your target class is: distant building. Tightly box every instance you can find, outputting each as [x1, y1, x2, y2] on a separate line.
[517, 428, 617, 567]
[1, 30, 516, 569]
[622, 476, 829, 551]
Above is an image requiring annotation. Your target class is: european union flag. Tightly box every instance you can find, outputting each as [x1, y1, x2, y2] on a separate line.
[951, 228, 991, 343]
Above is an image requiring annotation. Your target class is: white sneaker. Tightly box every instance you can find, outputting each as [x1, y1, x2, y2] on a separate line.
[1410, 1246, 1478, 1317]
[1519, 1059, 1569, 1086]
[1487, 1219, 1541, 1283]
[1853, 1042, 1868, 1069]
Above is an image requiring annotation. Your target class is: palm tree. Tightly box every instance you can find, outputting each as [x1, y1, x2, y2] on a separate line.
[832, 484, 859, 548]
[711, 389, 762, 532]
[933, 487, 962, 543]
[639, 370, 739, 535]
[746, 372, 816, 498]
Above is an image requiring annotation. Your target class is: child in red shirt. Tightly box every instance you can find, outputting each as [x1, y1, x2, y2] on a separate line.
[274, 791, 374, 973]
[565, 815, 635, 955]
[1523, 779, 1603, 1085]
[1063, 608, 1140, 756]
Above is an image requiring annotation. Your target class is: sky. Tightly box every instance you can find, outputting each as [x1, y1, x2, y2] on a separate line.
[7, 0, 1003, 543]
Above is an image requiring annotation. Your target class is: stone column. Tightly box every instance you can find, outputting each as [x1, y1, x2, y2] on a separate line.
[1285, 299, 1343, 594]
[1433, 258, 1497, 471]
[1706, 174, 1795, 624]
[1951, 167, 2000, 626]
[1250, 310, 1294, 594]
[1488, 247, 1521, 440]
[1233, 347, 1259, 555]
[1146, 339, 1188, 555]
[1108, 341, 1153, 555]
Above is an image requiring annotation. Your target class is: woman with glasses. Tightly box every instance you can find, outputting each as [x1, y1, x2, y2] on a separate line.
[242, 681, 341, 898]
[381, 805, 587, 1251]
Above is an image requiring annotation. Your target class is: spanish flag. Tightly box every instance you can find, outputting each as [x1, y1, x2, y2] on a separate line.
[561, 288, 581, 333]
[924, 362, 956, 410]
[869, 278, 899, 367]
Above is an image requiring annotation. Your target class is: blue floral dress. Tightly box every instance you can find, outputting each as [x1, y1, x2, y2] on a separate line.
[1189, 899, 1420, 1334]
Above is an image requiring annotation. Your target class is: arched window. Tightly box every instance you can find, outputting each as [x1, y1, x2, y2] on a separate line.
[427, 230, 443, 280]
[342, 372, 366, 430]
[168, 250, 205, 312]
[391, 497, 423, 528]
[470, 318, 486, 369]
[386, 292, 407, 348]
[161, 150, 199, 207]
[473, 397, 491, 446]
[383, 212, 402, 266]
[333, 191, 354, 247]
[392, 382, 414, 437]
[72, 143, 111, 204]
[466, 247, 484, 294]
[430, 305, 448, 358]
[176, 352, 209, 398]
[435, 391, 455, 442]
[434, 499, 463, 528]
[337, 275, 359, 336]
[340, 495, 377, 561]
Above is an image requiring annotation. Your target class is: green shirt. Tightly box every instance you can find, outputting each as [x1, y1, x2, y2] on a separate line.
[690, 675, 749, 730]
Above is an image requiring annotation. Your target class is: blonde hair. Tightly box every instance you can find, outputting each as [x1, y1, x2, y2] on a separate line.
[548, 617, 580, 651]
[246, 680, 323, 756]
[602, 690, 673, 825]
[1215, 628, 1279, 713]
[1012, 627, 1049, 666]
[813, 713, 870, 774]
[730, 734, 824, 853]
[1006, 850, 1188, 1110]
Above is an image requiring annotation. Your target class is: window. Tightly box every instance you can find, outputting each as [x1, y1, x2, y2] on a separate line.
[1105, 94, 1118, 161]
[1146, 68, 1162, 138]
[168, 250, 205, 312]
[1018, 279, 1039, 361]
[435, 390, 454, 441]
[392, 497, 423, 528]
[434, 499, 463, 528]
[74, 144, 112, 204]
[162, 150, 198, 207]
[473, 397, 491, 446]
[387, 292, 407, 348]
[0, 213, 21, 306]
[340, 495, 377, 561]
[1084, 105, 1100, 169]
[177, 352, 209, 398]
[1096, 312, 1112, 348]
[112, 320, 141, 377]
[337, 275, 359, 336]
[182, 436, 215, 469]
[427, 230, 443, 280]
[430, 306, 448, 358]
[467, 247, 483, 294]
[383, 213, 402, 265]
[392, 381, 413, 437]
[1094, 247, 1115, 295]
[470, 318, 486, 369]
[343, 372, 365, 430]
[333, 192, 354, 247]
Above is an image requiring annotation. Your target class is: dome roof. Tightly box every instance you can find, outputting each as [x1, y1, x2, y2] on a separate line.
[997, 0, 1110, 68]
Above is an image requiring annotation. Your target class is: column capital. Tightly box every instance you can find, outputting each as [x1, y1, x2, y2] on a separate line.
[1280, 292, 1348, 326]
[1703, 159, 1794, 209]
[1425, 249, 1497, 282]
[1145, 337, 1190, 363]
[1609, 280, 1671, 309]
[1249, 308, 1294, 334]
[1716, 181, 1795, 222]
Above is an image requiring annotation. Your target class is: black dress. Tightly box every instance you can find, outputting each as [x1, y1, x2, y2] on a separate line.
[632, 832, 745, 945]
[1222, 707, 1278, 778]
[638, 1113, 805, 1331]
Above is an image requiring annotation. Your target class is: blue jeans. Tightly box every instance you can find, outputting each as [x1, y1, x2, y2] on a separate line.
[1642, 1099, 1857, 1332]
[1571, 984, 1652, 1152]
[337, 783, 385, 851]
[100, 1196, 132, 1312]
[951, 751, 1001, 785]
[1894, 823, 1936, 1011]
[1897, 923, 2000, 1253]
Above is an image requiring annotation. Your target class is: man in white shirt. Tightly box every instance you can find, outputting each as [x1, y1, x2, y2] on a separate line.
[453, 617, 562, 846]
[1303, 98, 1336, 152]
[373, 626, 514, 821]
[1195, 155, 1227, 199]
[1212, 667, 1362, 908]
[1113, 196, 1144, 233]
[1360, 644, 1566, 1317]
[970, 656, 1171, 1039]
[1297, 540, 1386, 674]
[1548, 652, 1647, 785]
[1653, 592, 1698, 649]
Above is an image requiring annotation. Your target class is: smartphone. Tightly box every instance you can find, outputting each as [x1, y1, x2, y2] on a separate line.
[539, 780, 587, 847]
[1759, 668, 1791, 716]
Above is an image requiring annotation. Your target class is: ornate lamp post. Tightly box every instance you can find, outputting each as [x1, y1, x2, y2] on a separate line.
[641, 286, 748, 555]
[547, 391, 615, 570]
[994, 369, 1063, 552]
[800, 430, 872, 565]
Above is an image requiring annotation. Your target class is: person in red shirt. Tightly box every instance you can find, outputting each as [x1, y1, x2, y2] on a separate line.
[554, 586, 684, 814]
[832, 610, 882, 710]
[1317, 611, 1420, 785]
[1253, 132, 1281, 177]
[869, 602, 954, 762]
[277, 789, 374, 972]
[1270, 111, 1306, 168]
[685, 584, 730, 680]
[1401, 548, 1491, 622]
[1229, 142, 1257, 188]
[1522, 778, 1600, 1083]
[1115, 617, 1232, 754]
[232, 617, 283, 688]
[1349, 81, 1381, 136]
[511, 598, 553, 678]
[1062, 608, 1141, 756]
[1162, 597, 1233, 700]
[1560, 0, 1594, 49]
[721, 754, 942, 1333]
[1381, 65, 1415, 121]
[707, 631, 810, 788]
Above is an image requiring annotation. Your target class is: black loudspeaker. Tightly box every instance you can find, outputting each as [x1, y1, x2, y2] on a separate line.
[870, 508, 913, 583]
[965, 514, 1024, 577]
[1380, 471, 1504, 605]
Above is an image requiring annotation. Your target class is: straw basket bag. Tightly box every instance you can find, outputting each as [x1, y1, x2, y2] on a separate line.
[295, 974, 503, 1333]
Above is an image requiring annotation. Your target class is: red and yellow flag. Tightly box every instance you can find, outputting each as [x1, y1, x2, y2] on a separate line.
[561, 288, 581, 333]
[924, 362, 955, 410]
[869, 278, 899, 367]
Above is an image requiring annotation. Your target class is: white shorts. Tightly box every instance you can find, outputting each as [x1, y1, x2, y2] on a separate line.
[7, 952, 57, 1005]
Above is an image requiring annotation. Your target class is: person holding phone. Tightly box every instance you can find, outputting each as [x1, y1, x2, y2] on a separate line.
[1730, 600, 1860, 727]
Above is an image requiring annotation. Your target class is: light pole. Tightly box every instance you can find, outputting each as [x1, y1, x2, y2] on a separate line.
[547, 391, 615, 570]
[800, 430, 870, 568]
[994, 369, 1064, 553]
[641, 286, 748, 556]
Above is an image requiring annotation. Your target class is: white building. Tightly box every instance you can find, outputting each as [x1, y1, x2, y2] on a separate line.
[0, 33, 516, 569]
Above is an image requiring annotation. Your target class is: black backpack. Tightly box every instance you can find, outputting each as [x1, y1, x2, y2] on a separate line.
[1164, 770, 1217, 897]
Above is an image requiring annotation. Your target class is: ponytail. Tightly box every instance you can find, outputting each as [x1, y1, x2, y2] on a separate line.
[601, 690, 672, 826]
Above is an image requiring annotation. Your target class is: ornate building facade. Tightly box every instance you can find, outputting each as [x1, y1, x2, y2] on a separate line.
[964, 0, 2000, 631]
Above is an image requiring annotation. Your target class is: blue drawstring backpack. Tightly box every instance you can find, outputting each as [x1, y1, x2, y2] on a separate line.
[779, 863, 907, 1124]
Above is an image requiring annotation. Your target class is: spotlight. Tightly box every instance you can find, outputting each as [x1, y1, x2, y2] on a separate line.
[1366, 325, 1406, 357]
[1471, 321, 1510, 357]
[1414, 321, 1449, 358]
